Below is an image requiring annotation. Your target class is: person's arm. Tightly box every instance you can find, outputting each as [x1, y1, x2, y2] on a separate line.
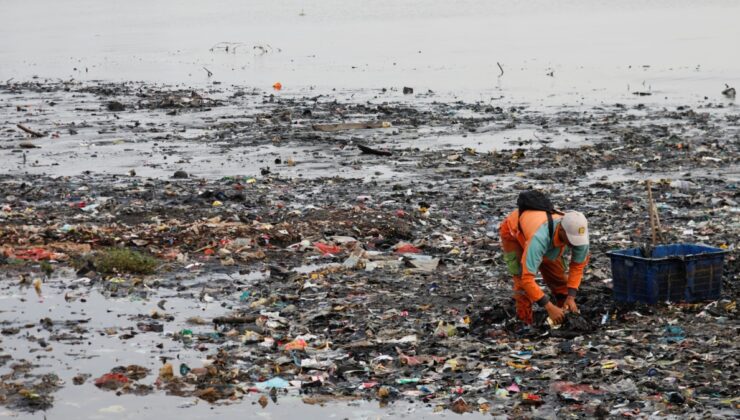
[520, 235, 548, 305]
[523, 240, 566, 323]
[566, 245, 590, 296]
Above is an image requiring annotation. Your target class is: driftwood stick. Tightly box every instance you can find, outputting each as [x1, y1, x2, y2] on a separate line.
[16, 124, 45, 138]
[646, 180, 658, 246]
[653, 198, 664, 242]
[497, 62, 504, 77]
[213, 314, 260, 325]
[358, 144, 392, 156]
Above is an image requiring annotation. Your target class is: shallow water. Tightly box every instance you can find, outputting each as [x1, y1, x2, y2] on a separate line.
[1, 0, 739, 105]
[414, 126, 593, 151]
[0, 273, 491, 419]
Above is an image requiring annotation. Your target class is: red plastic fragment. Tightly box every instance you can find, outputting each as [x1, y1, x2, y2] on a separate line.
[313, 242, 341, 255]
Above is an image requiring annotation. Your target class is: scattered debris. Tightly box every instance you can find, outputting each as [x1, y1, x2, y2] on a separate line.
[312, 121, 391, 132]
[106, 101, 125, 112]
[723, 84, 736, 98]
[0, 79, 737, 417]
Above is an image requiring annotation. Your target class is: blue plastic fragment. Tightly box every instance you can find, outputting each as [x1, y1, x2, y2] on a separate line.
[662, 325, 686, 343]
[255, 377, 290, 390]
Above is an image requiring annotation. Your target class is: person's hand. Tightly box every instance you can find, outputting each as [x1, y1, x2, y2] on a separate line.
[545, 302, 565, 325]
[562, 296, 579, 314]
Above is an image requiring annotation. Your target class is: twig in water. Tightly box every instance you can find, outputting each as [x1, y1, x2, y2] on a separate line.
[497, 62, 504, 77]
[253, 44, 274, 55]
[203, 67, 213, 78]
[210, 42, 247, 53]
[16, 124, 45, 138]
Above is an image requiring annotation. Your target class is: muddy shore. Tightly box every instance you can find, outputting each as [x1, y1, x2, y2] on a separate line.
[1, 80, 738, 418]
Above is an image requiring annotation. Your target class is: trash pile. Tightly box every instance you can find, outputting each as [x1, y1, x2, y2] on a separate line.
[0, 80, 738, 416]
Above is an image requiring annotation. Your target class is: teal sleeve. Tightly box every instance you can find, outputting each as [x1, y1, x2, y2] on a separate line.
[524, 225, 549, 274]
[571, 245, 589, 263]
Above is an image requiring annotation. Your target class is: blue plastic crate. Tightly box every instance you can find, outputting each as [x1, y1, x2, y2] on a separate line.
[607, 244, 728, 304]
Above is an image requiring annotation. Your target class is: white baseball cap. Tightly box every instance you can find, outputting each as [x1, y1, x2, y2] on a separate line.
[561, 211, 589, 246]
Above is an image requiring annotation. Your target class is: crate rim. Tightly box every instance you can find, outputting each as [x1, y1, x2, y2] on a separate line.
[606, 244, 729, 262]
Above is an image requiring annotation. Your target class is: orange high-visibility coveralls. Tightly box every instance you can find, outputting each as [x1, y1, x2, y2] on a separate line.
[499, 209, 590, 324]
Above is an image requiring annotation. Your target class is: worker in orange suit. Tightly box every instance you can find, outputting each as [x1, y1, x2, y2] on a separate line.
[499, 210, 590, 325]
